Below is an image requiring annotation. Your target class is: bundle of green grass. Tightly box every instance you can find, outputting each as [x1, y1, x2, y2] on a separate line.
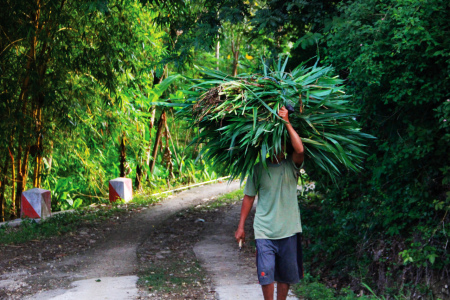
[182, 57, 373, 183]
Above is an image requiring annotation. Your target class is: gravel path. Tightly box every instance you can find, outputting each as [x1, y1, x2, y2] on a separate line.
[0, 181, 240, 300]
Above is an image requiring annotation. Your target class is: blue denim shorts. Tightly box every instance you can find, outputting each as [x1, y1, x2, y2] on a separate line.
[255, 234, 303, 285]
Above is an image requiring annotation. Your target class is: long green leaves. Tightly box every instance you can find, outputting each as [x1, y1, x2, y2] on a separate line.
[182, 57, 374, 183]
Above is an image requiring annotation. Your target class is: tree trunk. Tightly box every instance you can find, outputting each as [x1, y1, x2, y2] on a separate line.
[119, 136, 126, 177]
[15, 145, 30, 218]
[134, 164, 143, 190]
[230, 26, 243, 77]
[163, 118, 174, 180]
[8, 137, 15, 220]
[12, 3, 41, 217]
[47, 140, 54, 172]
[231, 40, 240, 77]
[0, 182, 4, 222]
[135, 106, 157, 190]
[164, 118, 179, 168]
[216, 39, 220, 71]
[14, 62, 33, 218]
[32, 106, 43, 188]
[149, 111, 166, 174]
[14, 140, 22, 218]
[32, 28, 50, 188]
[144, 67, 168, 182]
[145, 107, 157, 166]
[0, 151, 10, 222]
[232, 52, 239, 77]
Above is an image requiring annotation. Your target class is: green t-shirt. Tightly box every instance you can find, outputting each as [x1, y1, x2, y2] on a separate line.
[244, 155, 302, 240]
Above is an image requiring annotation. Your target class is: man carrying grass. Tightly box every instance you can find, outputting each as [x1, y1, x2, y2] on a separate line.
[235, 106, 304, 300]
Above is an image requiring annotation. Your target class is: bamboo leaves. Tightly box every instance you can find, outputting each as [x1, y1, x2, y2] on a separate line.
[183, 57, 374, 183]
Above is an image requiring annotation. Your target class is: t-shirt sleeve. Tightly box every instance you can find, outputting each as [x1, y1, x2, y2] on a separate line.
[244, 168, 258, 196]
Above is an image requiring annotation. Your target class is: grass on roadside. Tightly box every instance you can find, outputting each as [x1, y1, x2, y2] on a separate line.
[130, 192, 160, 206]
[0, 206, 129, 245]
[139, 260, 206, 293]
[0, 186, 167, 245]
[293, 273, 374, 300]
[205, 187, 244, 210]
[217, 187, 244, 202]
[293, 274, 416, 300]
[181, 187, 244, 213]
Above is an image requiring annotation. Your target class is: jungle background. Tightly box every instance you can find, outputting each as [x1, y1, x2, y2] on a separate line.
[0, 0, 449, 298]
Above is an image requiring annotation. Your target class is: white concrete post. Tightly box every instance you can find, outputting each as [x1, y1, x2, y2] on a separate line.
[109, 178, 133, 203]
[21, 188, 52, 219]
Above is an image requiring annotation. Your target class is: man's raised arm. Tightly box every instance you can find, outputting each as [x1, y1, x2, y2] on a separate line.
[279, 106, 304, 166]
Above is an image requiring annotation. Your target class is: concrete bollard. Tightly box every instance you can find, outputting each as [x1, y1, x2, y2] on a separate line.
[109, 178, 133, 203]
[21, 188, 52, 219]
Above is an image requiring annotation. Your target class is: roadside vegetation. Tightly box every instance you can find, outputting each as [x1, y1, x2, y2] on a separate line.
[0, 202, 152, 245]
[0, 183, 237, 246]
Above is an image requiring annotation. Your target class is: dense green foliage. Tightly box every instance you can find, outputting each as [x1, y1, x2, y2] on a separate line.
[294, 0, 449, 297]
[1, 0, 162, 214]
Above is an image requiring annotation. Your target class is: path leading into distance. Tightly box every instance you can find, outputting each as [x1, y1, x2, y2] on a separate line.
[1, 181, 240, 300]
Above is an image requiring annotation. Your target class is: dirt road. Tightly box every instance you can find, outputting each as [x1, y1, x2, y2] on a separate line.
[0, 181, 240, 299]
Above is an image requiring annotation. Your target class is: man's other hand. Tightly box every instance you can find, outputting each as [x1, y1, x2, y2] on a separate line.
[279, 106, 289, 123]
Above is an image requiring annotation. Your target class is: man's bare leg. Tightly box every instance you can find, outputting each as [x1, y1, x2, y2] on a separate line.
[262, 283, 274, 300]
[276, 282, 290, 300]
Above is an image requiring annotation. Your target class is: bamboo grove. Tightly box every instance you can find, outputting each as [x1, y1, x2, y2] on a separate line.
[0, 1, 186, 219]
[1, 0, 252, 220]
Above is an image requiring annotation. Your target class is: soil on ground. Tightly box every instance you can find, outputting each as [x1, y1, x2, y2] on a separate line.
[0, 208, 135, 299]
[0, 181, 241, 300]
[136, 201, 255, 299]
